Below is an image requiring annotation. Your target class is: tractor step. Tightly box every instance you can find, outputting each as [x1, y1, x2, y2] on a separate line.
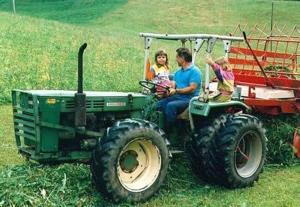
[169, 150, 185, 154]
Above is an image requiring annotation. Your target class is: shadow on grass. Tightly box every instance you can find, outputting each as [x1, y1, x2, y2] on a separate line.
[0, 0, 127, 25]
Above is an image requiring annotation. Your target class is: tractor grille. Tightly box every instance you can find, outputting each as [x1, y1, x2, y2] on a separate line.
[65, 100, 105, 109]
[13, 102, 37, 145]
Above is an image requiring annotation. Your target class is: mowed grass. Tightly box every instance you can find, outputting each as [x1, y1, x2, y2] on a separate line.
[1, 157, 300, 207]
[0, 104, 299, 206]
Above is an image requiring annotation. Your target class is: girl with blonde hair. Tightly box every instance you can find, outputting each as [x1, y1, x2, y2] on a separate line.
[206, 55, 234, 102]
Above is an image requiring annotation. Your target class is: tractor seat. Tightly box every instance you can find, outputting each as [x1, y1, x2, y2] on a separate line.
[176, 87, 243, 120]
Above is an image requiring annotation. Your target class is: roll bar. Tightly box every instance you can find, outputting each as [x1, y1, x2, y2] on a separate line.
[140, 32, 244, 101]
[139, 33, 244, 41]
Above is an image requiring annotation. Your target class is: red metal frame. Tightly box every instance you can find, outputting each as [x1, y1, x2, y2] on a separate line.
[230, 25, 300, 115]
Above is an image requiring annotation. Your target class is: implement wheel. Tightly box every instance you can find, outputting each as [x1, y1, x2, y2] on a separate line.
[90, 119, 169, 202]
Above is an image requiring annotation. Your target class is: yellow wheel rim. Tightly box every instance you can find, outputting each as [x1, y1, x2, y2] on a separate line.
[117, 138, 161, 192]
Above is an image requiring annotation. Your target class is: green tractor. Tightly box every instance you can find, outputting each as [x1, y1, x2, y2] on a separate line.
[12, 33, 267, 203]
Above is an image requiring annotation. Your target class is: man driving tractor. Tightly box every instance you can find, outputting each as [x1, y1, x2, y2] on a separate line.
[157, 47, 202, 133]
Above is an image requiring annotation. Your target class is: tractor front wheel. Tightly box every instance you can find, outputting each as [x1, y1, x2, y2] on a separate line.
[90, 119, 169, 203]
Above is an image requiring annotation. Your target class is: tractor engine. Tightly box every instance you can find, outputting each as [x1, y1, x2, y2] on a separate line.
[11, 43, 149, 162]
[12, 89, 148, 162]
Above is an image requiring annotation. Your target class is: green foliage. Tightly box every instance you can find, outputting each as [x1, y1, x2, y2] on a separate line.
[257, 114, 299, 165]
[0, 0, 127, 25]
[264, 65, 290, 72]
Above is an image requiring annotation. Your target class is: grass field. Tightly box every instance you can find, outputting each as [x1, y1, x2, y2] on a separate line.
[0, 105, 300, 206]
[0, 0, 300, 206]
[0, 0, 299, 103]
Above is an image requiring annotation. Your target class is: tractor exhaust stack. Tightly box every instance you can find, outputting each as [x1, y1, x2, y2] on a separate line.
[75, 43, 87, 128]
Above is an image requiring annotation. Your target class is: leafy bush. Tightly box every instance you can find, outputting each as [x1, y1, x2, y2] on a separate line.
[257, 114, 299, 165]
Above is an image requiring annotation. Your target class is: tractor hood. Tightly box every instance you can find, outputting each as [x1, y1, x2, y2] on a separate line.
[20, 90, 146, 97]
[12, 90, 148, 113]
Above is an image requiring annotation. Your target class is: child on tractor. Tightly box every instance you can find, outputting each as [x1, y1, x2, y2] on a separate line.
[206, 55, 234, 102]
[150, 49, 172, 98]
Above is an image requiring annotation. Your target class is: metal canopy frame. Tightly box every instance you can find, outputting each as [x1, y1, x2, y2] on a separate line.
[139, 33, 244, 41]
[140, 32, 244, 102]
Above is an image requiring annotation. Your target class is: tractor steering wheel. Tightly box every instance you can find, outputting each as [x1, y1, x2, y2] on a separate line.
[139, 80, 170, 94]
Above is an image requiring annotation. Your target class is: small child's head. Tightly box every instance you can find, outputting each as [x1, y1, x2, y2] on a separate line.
[215, 56, 232, 71]
[155, 49, 169, 67]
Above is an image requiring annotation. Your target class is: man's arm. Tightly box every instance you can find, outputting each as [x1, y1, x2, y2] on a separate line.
[170, 81, 176, 89]
[169, 82, 197, 96]
[167, 81, 177, 96]
[168, 69, 200, 96]
[176, 83, 197, 94]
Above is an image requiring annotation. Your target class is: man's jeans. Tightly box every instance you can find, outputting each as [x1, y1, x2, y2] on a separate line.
[157, 95, 190, 124]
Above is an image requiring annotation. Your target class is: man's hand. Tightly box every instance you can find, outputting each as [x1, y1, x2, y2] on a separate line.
[168, 88, 176, 96]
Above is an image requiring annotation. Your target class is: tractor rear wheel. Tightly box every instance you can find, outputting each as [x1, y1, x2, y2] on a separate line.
[213, 114, 267, 188]
[190, 114, 229, 182]
[90, 119, 169, 203]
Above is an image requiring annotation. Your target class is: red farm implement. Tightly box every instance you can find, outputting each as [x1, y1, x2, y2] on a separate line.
[229, 25, 300, 157]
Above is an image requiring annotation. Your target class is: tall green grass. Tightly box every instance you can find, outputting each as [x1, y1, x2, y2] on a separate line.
[0, 0, 127, 25]
[258, 114, 299, 165]
[0, 0, 299, 103]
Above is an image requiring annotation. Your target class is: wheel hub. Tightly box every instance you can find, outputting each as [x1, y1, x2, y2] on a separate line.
[120, 150, 139, 173]
[117, 138, 162, 192]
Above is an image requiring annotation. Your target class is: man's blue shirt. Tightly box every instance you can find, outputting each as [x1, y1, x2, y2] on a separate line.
[174, 64, 202, 99]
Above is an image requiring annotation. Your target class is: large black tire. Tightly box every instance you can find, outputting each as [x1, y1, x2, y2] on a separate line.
[90, 119, 169, 203]
[212, 114, 267, 188]
[190, 114, 229, 182]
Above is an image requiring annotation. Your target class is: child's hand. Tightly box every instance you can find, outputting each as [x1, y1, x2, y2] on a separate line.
[206, 54, 214, 65]
[206, 54, 212, 62]
[168, 88, 176, 96]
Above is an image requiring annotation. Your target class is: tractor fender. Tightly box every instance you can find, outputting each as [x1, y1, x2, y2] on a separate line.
[189, 99, 251, 117]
